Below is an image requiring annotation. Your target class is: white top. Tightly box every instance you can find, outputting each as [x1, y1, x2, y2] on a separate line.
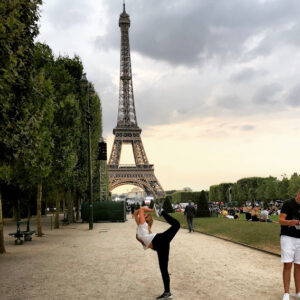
[261, 210, 269, 220]
[136, 223, 156, 250]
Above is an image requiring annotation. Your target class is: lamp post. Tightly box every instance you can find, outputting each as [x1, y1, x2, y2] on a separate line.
[81, 73, 93, 230]
[97, 138, 107, 201]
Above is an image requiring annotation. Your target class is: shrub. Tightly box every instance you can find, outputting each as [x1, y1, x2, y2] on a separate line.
[196, 190, 210, 217]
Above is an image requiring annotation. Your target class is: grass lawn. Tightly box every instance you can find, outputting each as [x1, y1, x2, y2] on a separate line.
[153, 212, 281, 255]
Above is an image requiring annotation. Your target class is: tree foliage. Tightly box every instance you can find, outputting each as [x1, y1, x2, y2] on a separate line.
[209, 175, 300, 206]
[196, 190, 210, 217]
[0, 2, 103, 243]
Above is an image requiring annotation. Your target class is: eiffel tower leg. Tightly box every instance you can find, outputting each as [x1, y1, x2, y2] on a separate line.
[108, 139, 122, 165]
[132, 139, 149, 165]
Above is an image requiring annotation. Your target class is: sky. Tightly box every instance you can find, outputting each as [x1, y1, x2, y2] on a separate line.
[37, 0, 300, 192]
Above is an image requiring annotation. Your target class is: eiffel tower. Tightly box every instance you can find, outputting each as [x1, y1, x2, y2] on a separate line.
[108, 3, 165, 198]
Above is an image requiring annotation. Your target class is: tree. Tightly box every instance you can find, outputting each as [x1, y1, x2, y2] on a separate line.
[277, 176, 289, 200]
[288, 173, 300, 198]
[196, 190, 210, 217]
[209, 185, 218, 202]
[264, 177, 278, 203]
[0, 0, 42, 252]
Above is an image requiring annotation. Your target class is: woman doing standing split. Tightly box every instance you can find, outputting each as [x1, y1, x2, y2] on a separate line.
[134, 205, 180, 299]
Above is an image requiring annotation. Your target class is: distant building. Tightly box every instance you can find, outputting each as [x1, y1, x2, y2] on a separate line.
[128, 187, 146, 198]
[183, 187, 192, 192]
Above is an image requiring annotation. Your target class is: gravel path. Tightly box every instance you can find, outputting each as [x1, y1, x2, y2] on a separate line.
[0, 215, 291, 300]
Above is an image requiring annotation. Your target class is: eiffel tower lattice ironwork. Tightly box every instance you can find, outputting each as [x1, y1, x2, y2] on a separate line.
[108, 4, 165, 198]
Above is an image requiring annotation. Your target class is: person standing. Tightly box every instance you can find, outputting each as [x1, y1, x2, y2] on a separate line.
[279, 189, 300, 300]
[184, 200, 196, 233]
[130, 204, 135, 218]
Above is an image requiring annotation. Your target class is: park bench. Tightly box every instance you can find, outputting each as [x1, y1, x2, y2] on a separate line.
[8, 220, 36, 245]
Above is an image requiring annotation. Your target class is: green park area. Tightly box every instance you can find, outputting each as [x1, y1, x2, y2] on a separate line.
[154, 212, 281, 255]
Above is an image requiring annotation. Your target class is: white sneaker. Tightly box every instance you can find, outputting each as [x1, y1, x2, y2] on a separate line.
[295, 293, 300, 299]
[282, 293, 289, 300]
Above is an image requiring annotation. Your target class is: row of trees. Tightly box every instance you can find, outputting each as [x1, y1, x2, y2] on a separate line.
[0, 1, 103, 253]
[209, 173, 300, 206]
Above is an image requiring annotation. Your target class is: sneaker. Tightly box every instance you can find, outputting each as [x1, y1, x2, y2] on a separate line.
[282, 293, 289, 300]
[295, 293, 300, 299]
[156, 292, 173, 299]
[154, 204, 161, 217]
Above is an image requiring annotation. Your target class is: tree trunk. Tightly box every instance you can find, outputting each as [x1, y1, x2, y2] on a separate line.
[71, 191, 75, 223]
[45, 199, 47, 216]
[76, 195, 80, 221]
[36, 183, 43, 237]
[17, 199, 21, 221]
[0, 191, 6, 254]
[67, 189, 72, 224]
[54, 190, 60, 229]
[13, 204, 18, 221]
[27, 204, 31, 220]
[63, 195, 66, 221]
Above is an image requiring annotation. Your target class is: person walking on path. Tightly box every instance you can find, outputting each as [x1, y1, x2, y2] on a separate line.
[279, 189, 300, 300]
[134, 205, 180, 299]
[184, 200, 196, 233]
[130, 204, 135, 218]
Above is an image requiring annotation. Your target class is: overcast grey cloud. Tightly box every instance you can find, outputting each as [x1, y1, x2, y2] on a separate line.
[253, 83, 283, 105]
[287, 83, 300, 107]
[95, 0, 300, 66]
[41, 0, 93, 29]
[38, 0, 300, 136]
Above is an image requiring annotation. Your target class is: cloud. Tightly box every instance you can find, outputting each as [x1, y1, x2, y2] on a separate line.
[287, 83, 300, 107]
[95, 0, 300, 67]
[230, 68, 265, 83]
[252, 83, 283, 105]
[42, 0, 94, 30]
[241, 125, 255, 131]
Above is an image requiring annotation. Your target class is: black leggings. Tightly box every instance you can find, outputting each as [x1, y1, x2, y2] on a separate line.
[152, 211, 180, 293]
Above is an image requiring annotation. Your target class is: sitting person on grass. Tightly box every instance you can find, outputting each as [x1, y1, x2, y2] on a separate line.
[251, 207, 260, 221]
[260, 208, 278, 223]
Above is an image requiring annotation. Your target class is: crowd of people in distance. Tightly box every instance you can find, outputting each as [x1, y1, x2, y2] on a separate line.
[220, 207, 240, 219]
[242, 206, 279, 223]
[216, 206, 279, 223]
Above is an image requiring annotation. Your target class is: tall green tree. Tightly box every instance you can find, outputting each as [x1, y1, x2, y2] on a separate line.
[277, 176, 290, 200]
[288, 173, 300, 197]
[0, 0, 42, 253]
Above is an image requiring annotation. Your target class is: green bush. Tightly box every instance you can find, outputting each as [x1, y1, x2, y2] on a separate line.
[196, 190, 210, 217]
[149, 200, 154, 209]
[172, 191, 201, 204]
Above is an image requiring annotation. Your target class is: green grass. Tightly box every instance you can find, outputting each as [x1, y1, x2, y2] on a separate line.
[153, 212, 281, 254]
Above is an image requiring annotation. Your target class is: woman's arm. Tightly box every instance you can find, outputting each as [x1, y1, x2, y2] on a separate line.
[140, 206, 155, 213]
[139, 206, 155, 224]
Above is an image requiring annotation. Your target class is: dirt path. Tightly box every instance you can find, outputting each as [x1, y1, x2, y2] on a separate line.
[0, 215, 290, 300]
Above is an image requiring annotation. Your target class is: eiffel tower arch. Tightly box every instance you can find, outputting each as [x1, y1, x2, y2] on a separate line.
[108, 4, 165, 199]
